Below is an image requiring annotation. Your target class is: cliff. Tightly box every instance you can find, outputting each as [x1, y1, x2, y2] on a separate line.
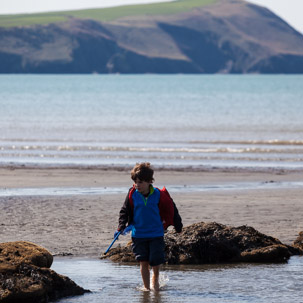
[0, 0, 303, 73]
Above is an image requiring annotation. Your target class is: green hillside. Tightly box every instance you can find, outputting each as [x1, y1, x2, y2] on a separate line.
[0, 0, 217, 28]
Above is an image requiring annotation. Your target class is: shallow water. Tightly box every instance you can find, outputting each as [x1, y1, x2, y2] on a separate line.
[52, 256, 303, 303]
[1, 181, 303, 197]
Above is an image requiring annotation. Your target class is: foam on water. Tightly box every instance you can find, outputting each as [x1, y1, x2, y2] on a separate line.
[136, 273, 170, 292]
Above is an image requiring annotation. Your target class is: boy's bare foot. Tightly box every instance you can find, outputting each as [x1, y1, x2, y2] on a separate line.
[142, 287, 150, 292]
[152, 276, 160, 291]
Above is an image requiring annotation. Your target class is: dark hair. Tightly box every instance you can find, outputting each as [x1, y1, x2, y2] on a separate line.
[131, 162, 154, 183]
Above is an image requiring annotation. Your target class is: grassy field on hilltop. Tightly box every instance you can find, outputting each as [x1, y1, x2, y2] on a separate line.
[65, 0, 217, 21]
[0, 0, 217, 28]
[0, 14, 68, 28]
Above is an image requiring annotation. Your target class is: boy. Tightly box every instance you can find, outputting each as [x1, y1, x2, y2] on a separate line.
[116, 162, 182, 291]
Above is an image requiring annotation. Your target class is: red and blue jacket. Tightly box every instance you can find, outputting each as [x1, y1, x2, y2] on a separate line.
[118, 185, 182, 237]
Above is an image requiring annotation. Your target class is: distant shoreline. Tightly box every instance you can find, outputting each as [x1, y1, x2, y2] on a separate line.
[1, 162, 303, 174]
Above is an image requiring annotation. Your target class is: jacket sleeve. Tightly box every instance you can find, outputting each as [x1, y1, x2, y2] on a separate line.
[118, 188, 133, 231]
[159, 187, 183, 232]
[172, 200, 183, 233]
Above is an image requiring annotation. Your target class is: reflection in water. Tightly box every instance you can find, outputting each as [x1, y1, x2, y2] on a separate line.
[140, 290, 163, 303]
[52, 256, 303, 303]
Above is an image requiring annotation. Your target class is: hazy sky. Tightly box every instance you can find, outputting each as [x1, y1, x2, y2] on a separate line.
[1, 0, 302, 33]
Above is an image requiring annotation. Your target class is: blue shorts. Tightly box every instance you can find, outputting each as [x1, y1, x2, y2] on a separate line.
[132, 237, 165, 267]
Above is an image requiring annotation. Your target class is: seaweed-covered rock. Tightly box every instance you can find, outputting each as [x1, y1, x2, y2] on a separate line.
[0, 241, 89, 303]
[0, 241, 53, 272]
[101, 222, 296, 264]
[293, 231, 303, 251]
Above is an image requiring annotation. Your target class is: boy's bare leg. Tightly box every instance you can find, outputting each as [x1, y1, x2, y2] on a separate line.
[140, 261, 150, 290]
[151, 265, 160, 291]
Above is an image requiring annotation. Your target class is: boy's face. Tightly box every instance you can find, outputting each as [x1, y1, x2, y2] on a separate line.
[134, 178, 150, 195]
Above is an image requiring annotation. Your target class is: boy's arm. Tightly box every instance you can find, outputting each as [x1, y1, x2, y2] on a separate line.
[173, 201, 183, 233]
[118, 189, 133, 231]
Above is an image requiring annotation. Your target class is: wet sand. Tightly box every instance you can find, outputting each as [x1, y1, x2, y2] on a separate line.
[1, 167, 302, 257]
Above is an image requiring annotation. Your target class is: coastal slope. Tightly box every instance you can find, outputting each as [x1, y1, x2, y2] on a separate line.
[0, 0, 303, 73]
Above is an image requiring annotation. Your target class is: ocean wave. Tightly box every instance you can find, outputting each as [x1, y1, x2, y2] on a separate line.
[190, 140, 303, 146]
[1, 139, 303, 171]
[1, 143, 303, 154]
[2, 138, 303, 145]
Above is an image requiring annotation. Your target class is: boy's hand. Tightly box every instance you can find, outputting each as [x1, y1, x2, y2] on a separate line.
[114, 230, 120, 239]
[122, 224, 133, 235]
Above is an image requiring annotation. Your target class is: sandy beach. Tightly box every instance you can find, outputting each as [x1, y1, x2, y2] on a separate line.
[1, 167, 302, 257]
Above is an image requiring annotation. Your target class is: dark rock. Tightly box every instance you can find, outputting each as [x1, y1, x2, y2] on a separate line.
[240, 245, 291, 263]
[0, 241, 89, 303]
[101, 222, 297, 264]
[293, 231, 303, 251]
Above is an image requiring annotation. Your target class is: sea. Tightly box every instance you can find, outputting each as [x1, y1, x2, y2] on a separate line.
[0, 74, 303, 171]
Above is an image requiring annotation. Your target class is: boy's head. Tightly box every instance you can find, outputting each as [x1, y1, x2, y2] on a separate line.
[131, 162, 154, 183]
